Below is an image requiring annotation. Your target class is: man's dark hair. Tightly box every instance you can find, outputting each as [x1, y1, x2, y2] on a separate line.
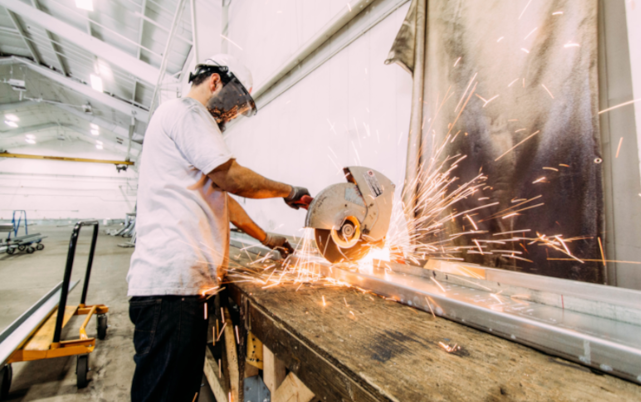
[189, 66, 232, 87]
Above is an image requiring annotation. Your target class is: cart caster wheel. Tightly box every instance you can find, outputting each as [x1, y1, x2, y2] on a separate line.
[76, 355, 89, 389]
[6, 248, 15, 255]
[18, 245, 25, 251]
[97, 314, 108, 340]
[26, 247, 35, 254]
[36, 243, 44, 250]
[0, 364, 12, 400]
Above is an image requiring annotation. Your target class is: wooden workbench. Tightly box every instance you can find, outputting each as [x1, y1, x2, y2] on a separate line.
[216, 246, 641, 401]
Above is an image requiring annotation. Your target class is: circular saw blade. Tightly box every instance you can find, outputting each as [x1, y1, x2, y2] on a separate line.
[314, 229, 371, 264]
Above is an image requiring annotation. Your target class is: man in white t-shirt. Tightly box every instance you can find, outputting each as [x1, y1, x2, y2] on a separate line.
[127, 54, 309, 402]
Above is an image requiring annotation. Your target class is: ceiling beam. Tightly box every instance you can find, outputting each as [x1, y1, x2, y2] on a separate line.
[52, 102, 144, 142]
[0, 122, 62, 136]
[0, 101, 39, 111]
[29, 0, 68, 76]
[5, 11, 41, 64]
[0, 122, 141, 156]
[0, 0, 159, 85]
[1, 57, 149, 123]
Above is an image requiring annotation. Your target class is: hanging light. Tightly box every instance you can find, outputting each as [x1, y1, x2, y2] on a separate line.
[91, 129, 100, 136]
[75, 0, 93, 11]
[90, 74, 103, 92]
[5, 114, 19, 122]
[4, 120, 18, 128]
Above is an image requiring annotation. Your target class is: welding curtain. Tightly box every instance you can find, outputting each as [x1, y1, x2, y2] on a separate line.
[388, 0, 604, 283]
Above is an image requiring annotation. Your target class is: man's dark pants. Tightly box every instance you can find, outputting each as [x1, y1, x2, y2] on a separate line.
[129, 296, 209, 402]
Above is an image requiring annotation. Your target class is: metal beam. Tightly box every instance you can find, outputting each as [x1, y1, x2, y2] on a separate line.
[5, 11, 41, 64]
[30, 0, 68, 75]
[0, 0, 159, 85]
[149, 0, 187, 116]
[0, 151, 134, 165]
[1, 57, 149, 123]
[132, 0, 148, 106]
[0, 101, 39, 111]
[0, 122, 61, 136]
[52, 102, 144, 142]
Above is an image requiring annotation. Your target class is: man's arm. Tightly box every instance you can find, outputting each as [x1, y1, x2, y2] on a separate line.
[228, 194, 266, 242]
[227, 195, 294, 258]
[209, 159, 291, 199]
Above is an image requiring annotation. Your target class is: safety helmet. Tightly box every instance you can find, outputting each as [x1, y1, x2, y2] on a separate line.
[189, 54, 257, 129]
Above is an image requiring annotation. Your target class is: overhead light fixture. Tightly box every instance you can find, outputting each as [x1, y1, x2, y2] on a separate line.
[4, 120, 18, 128]
[91, 129, 100, 136]
[96, 144, 103, 150]
[5, 114, 19, 122]
[90, 123, 99, 130]
[26, 134, 35, 140]
[26, 138, 36, 144]
[90, 74, 103, 92]
[75, 0, 93, 11]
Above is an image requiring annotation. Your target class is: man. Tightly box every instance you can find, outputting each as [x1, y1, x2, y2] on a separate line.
[126, 54, 310, 402]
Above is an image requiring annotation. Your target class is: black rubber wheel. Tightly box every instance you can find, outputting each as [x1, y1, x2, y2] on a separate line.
[26, 247, 35, 254]
[97, 314, 108, 340]
[6, 248, 15, 255]
[18, 245, 25, 251]
[314, 229, 372, 264]
[0, 364, 12, 400]
[76, 355, 89, 389]
[36, 243, 44, 250]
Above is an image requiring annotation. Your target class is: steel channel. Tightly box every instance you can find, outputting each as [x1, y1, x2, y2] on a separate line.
[0, 280, 79, 365]
[229, 234, 641, 383]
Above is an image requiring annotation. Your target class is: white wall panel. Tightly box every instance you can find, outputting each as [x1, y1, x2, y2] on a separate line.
[0, 140, 137, 221]
[227, 0, 357, 89]
[225, 3, 412, 236]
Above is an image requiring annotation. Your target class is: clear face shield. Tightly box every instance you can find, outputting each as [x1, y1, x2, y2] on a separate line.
[206, 74, 257, 132]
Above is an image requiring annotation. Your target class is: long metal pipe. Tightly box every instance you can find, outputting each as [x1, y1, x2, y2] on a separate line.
[252, 0, 375, 100]
[149, 0, 188, 117]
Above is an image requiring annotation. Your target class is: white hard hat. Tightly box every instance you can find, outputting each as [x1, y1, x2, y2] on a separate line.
[196, 54, 253, 93]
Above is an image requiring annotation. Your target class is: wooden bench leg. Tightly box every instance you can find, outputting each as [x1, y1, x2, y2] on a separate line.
[263, 344, 286, 395]
[272, 372, 315, 402]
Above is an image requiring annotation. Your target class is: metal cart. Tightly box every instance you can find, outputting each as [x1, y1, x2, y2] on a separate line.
[0, 221, 109, 399]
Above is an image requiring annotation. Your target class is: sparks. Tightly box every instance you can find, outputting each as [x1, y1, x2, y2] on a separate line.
[616, 137, 623, 158]
[552, 11, 564, 15]
[430, 277, 447, 292]
[564, 43, 581, 48]
[598, 237, 606, 268]
[346, 2, 352, 11]
[518, 0, 533, 20]
[497, 36, 504, 43]
[541, 84, 555, 99]
[495, 130, 541, 161]
[598, 98, 641, 114]
[322, 295, 326, 306]
[508, 78, 519, 87]
[453, 57, 461, 67]
[524, 27, 538, 40]
[521, 48, 530, 54]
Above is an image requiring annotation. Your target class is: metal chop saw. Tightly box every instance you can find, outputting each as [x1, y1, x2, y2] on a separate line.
[303, 167, 395, 263]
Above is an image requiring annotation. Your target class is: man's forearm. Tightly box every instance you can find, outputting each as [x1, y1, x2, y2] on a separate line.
[209, 159, 291, 199]
[227, 195, 267, 242]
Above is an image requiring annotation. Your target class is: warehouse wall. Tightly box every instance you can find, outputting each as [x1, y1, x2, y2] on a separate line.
[0, 140, 137, 222]
[223, 1, 412, 236]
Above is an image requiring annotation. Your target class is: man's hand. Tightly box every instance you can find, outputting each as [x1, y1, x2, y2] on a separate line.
[261, 233, 294, 259]
[284, 186, 311, 210]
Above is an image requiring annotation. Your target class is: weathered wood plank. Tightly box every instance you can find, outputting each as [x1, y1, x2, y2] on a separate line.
[263, 345, 287, 394]
[272, 372, 315, 402]
[223, 307, 239, 402]
[234, 280, 641, 401]
[204, 347, 228, 402]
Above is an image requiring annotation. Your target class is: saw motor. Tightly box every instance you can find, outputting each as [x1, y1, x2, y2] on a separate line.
[305, 167, 395, 263]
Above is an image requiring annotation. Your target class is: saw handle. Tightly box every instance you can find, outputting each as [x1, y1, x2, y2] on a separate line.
[294, 195, 314, 210]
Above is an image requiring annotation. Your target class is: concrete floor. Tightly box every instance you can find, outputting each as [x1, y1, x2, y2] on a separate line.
[0, 225, 214, 401]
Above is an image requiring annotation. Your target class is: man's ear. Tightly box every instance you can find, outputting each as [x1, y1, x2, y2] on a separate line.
[209, 73, 221, 92]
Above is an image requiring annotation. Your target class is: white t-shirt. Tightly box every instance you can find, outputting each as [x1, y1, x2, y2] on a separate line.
[127, 97, 233, 296]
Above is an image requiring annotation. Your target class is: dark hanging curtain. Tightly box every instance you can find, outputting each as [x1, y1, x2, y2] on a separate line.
[387, 0, 604, 283]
